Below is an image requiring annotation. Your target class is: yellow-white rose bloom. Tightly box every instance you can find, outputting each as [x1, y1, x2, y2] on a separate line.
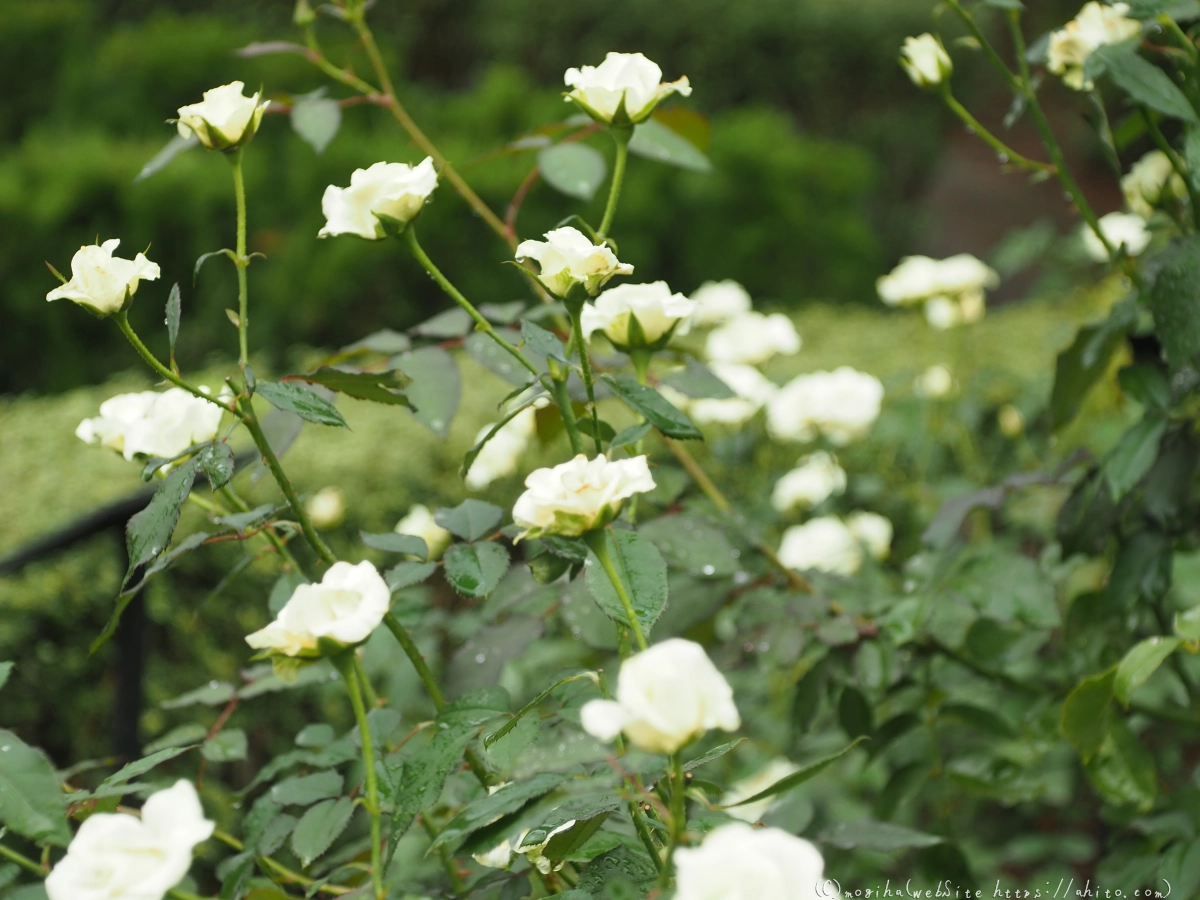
[581, 281, 696, 348]
[1083, 211, 1152, 262]
[877, 253, 997, 328]
[1048, 2, 1140, 91]
[720, 758, 802, 824]
[771, 451, 847, 513]
[1122, 150, 1185, 220]
[395, 503, 453, 560]
[46, 780, 214, 900]
[778, 515, 864, 576]
[76, 388, 224, 461]
[705, 312, 801, 366]
[913, 364, 954, 399]
[512, 454, 655, 539]
[516, 227, 633, 299]
[900, 34, 952, 89]
[465, 406, 539, 491]
[245, 561, 389, 657]
[847, 511, 894, 561]
[674, 823, 827, 900]
[176, 81, 268, 150]
[580, 638, 740, 753]
[767, 367, 884, 445]
[318, 158, 438, 240]
[46, 239, 160, 316]
[689, 279, 753, 327]
[564, 52, 691, 124]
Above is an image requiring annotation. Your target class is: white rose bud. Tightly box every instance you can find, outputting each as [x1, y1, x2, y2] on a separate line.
[581, 281, 696, 349]
[515, 226, 633, 300]
[767, 367, 884, 445]
[720, 758, 801, 824]
[705, 312, 801, 366]
[913, 364, 953, 399]
[76, 387, 224, 461]
[1083, 211, 1152, 262]
[245, 560, 389, 657]
[1049, 3, 1140, 92]
[771, 451, 847, 513]
[674, 823, 827, 900]
[512, 454, 656, 540]
[46, 780, 214, 900]
[306, 486, 345, 530]
[580, 638, 740, 753]
[465, 406, 539, 491]
[847, 511, 894, 561]
[1122, 150, 1185, 220]
[564, 52, 692, 126]
[900, 34, 952, 89]
[683, 362, 779, 427]
[46, 239, 160, 316]
[777, 515, 864, 576]
[395, 503, 453, 560]
[319, 158, 439, 240]
[688, 279, 753, 327]
[176, 81, 268, 150]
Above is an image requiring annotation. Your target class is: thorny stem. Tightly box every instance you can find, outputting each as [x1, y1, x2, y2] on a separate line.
[332, 652, 384, 900]
[568, 304, 603, 455]
[585, 529, 650, 651]
[229, 149, 250, 368]
[549, 369, 585, 455]
[940, 88, 1051, 174]
[659, 753, 687, 889]
[383, 611, 445, 709]
[353, 652, 379, 708]
[113, 313, 233, 412]
[0, 843, 44, 877]
[220, 485, 307, 578]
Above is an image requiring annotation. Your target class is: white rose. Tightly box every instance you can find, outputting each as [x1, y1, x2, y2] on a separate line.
[564, 52, 692, 125]
[913, 364, 953, 399]
[76, 387, 224, 461]
[318, 158, 438, 240]
[245, 560, 390, 657]
[1122, 150, 1185, 219]
[1083, 211, 1152, 262]
[1048, 3, 1140, 91]
[46, 239, 161, 316]
[176, 81, 268, 150]
[689, 280, 753, 326]
[512, 454, 655, 539]
[767, 367, 884, 445]
[999, 403, 1026, 437]
[684, 362, 779, 426]
[465, 406, 539, 491]
[876, 255, 942, 307]
[771, 452, 847, 513]
[778, 516, 863, 576]
[935, 254, 998, 297]
[46, 780, 214, 900]
[675, 823, 827, 900]
[395, 503, 452, 560]
[306, 487, 345, 530]
[720, 758, 801, 824]
[515, 226, 634, 299]
[705, 312, 801, 366]
[580, 638, 740, 753]
[876, 255, 996, 324]
[900, 34, 952, 89]
[846, 511, 893, 561]
[581, 281, 696, 348]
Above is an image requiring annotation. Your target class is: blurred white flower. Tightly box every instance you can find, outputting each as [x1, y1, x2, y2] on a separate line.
[245, 561, 389, 657]
[176, 81, 268, 150]
[47, 239, 160, 315]
[771, 452, 847, 513]
[1083, 212, 1152, 262]
[720, 758, 801, 824]
[900, 34, 952, 89]
[465, 405, 539, 491]
[662, 362, 779, 427]
[998, 404, 1026, 437]
[512, 454, 655, 539]
[46, 780, 214, 900]
[914, 364, 953, 398]
[675, 823, 827, 900]
[767, 367, 884, 445]
[705, 312, 801, 366]
[1122, 150, 1185, 220]
[564, 52, 692, 124]
[319, 158, 438, 239]
[580, 638, 740, 753]
[581, 281, 696, 348]
[395, 503, 452, 559]
[923, 295, 960, 330]
[877, 254, 997, 329]
[689, 280, 753, 326]
[1049, 3, 1140, 91]
[306, 486, 345, 530]
[76, 387, 224, 461]
[846, 511, 893, 561]
[777, 515, 863, 576]
[516, 227, 633, 299]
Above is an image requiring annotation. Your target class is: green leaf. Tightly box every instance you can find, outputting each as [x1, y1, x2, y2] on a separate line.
[609, 422, 652, 451]
[1114, 636, 1181, 705]
[1149, 235, 1200, 370]
[143, 723, 208, 754]
[436, 499, 505, 541]
[465, 329, 532, 386]
[99, 745, 197, 788]
[382, 722, 478, 859]
[360, 531, 427, 559]
[1107, 530, 1173, 608]
[459, 400, 544, 480]
[982, 0, 1023, 8]
[1176, 605, 1200, 640]
[196, 442, 235, 490]
[290, 366, 412, 407]
[1187, 128, 1200, 193]
[1085, 714, 1157, 811]
[1104, 414, 1166, 500]
[135, 132, 199, 183]
[937, 703, 1016, 738]
[125, 458, 199, 582]
[443, 542, 511, 599]
[1061, 668, 1115, 761]
[629, 118, 713, 172]
[521, 319, 569, 364]
[602, 373, 702, 440]
[538, 142, 607, 200]
[1095, 43, 1199, 123]
[0, 729, 71, 846]
[202, 729, 248, 762]
[585, 529, 669, 634]
[717, 737, 867, 810]
[484, 671, 598, 748]
[397, 346, 460, 439]
[342, 328, 411, 356]
[290, 88, 341, 154]
[577, 846, 659, 896]
[637, 513, 739, 577]
[0, 662, 13, 692]
[431, 773, 567, 852]
[838, 687, 874, 739]
[1050, 299, 1136, 429]
[218, 851, 255, 900]
[821, 819, 945, 852]
[165, 283, 181, 359]
[385, 560, 438, 592]
[162, 681, 236, 709]
[255, 381, 347, 428]
[412, 307, 473, 339]
[682, 738, 746, 772]
[1117, 363, 1171, 409]
[194, 248, 236, 283]
[659, 359, 736, 399]
[290, 796, 354, 866]
[271, 771, 343, 807]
